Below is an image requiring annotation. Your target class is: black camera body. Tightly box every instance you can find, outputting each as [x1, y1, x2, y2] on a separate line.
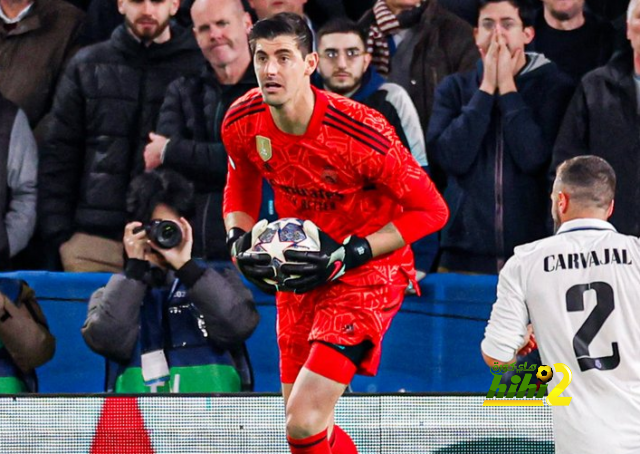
[134, 220, 182, 249]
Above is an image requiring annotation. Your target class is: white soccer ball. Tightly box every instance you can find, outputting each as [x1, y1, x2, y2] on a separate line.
[249, 218, 320, 286]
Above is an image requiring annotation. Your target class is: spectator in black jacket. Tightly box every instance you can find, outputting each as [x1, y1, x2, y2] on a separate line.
[528, 0, 614, 84]
[39, 0, 203, 272]
[552, 0, 640, 237]
[144, 0, 257, 260]
[427, 0, 574, 274]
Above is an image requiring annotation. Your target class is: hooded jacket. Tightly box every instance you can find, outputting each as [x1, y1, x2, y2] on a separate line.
[428, 54, 574, 273]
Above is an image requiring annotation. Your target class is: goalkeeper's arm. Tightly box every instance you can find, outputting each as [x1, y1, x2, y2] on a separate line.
[281, 171, 449, 293]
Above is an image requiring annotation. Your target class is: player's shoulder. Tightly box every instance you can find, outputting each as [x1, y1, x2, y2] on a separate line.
[513, 227, 640, 259]
[512, 236, 555, 258]
[322, 90, 396, 153]
[228, 87, 263, 110]
[324, 90, 388, 125]
[222, 88, 265, 130]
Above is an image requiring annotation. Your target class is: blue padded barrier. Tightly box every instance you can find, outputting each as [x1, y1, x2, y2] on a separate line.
[0, 271, 499, 393]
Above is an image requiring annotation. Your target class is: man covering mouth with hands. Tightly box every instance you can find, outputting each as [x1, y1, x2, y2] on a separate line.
[427, 0, 575, 275]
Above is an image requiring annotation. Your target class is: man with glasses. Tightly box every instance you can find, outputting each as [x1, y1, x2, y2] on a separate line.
[316, 17, 437, 277]
[427, 0, 574, 274]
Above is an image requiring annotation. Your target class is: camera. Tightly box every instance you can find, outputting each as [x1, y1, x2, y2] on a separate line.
[134, 220, 182, 249]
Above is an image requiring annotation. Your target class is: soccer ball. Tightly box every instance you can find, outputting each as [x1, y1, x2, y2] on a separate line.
[536, 365, 553, 383]
[249, 218, 320, 286]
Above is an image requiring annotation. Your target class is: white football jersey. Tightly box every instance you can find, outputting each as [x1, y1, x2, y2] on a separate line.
[482, 219, 640, 454]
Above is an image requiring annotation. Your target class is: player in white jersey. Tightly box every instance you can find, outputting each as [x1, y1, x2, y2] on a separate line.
[481, 156, 640, 454]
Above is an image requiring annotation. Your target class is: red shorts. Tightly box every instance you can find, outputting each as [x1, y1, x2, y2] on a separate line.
[276, 275, 408, 383]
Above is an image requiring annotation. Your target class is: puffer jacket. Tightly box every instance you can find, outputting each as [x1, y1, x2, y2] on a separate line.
[156, 64, 258, 260]
[39, 24, 203, 246]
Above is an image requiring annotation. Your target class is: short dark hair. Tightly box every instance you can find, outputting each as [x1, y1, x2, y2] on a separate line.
[249, 12, 313, 57]
[126, 169, 195, 223]
[317, 17, 368, 48]
[478, 0, 535, 27]
[555, 156, 616, 210]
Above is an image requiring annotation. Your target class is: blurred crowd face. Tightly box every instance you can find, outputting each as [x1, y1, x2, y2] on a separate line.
[385, 0, 422, 16]
[542, 0, 584, 22]
[118, 0, 178, 42]
[249, 0, 307, 19]
[475, 1, 534, 59]
[317, 32, 371, 96]
[253, 34, 317, 108]
[628, 0, 640, 53]
[192, 0, 252, 68]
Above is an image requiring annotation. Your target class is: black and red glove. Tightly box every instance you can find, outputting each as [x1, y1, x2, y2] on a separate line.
[227, 220, 277, 294]
[280, 220, 372, 294]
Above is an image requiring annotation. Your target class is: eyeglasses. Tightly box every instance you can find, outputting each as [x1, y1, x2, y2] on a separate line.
[320, 49, 365, 61]
[479, 19, 522, 32]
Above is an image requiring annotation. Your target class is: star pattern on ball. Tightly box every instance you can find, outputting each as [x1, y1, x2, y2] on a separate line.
[259, 234, 294, 264]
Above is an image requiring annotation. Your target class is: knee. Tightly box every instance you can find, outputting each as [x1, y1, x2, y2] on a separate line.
[285, 408, 327, 440]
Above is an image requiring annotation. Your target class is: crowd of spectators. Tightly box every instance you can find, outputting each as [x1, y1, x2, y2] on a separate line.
[0, 0, 640, 273]
[0, 0, 633, 275]
[0, 0, 639, 391]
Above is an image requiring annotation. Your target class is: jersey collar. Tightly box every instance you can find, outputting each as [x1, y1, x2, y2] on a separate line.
[556, 218, 617, 235]
[262, 85, 328, 140]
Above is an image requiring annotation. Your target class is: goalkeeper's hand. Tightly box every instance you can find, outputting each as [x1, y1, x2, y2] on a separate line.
[227, 220, 277, 294]
[280, 220, 372, 294]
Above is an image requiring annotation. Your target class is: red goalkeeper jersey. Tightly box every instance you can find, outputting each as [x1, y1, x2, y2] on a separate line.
[222, 86, 448, 286]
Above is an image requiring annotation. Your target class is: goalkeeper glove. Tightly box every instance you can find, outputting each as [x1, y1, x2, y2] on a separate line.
[227, 220, 277, 294]
[280, 220, 372, 294]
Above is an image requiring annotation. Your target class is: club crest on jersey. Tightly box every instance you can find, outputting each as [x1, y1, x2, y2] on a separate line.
[256, 136, 272, 161]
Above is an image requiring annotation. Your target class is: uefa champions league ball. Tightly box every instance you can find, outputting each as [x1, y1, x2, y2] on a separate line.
[249, 218, 320, 286]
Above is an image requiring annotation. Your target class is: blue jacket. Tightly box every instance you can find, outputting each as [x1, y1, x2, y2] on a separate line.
[427, 55, 574, 274]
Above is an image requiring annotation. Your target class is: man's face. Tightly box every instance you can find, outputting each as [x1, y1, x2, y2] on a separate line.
[249, 0, 307, 19]
[118, 0, 178, 41]
[542, 0, 584, 22]
[628, 1, 640, 53]
[317, 32, 371, 96]
[253, 35, 317, 108]
[475, 2, 534, 59]
[192, 0, 252, 68]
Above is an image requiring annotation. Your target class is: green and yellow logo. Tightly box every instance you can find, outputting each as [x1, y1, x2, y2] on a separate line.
[483, 363, 572, 407]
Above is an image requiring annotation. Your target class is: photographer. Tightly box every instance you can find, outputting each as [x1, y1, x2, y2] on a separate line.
[81, 169, 259, 393]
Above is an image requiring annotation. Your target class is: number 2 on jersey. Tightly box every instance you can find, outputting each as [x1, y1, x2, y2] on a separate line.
[565, 282, 620, 372]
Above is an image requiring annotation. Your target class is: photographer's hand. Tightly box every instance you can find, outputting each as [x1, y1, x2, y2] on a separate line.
[124, 222, 149, 260]
[149, 217, 193, 269]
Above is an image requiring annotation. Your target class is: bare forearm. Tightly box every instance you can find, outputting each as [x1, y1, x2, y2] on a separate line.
[224, 211, 256, 233]
[366, 223, 406, 257]
[482, 350, 515, 368]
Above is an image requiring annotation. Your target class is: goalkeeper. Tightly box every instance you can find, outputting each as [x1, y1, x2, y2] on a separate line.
[222, 13, 449, 454]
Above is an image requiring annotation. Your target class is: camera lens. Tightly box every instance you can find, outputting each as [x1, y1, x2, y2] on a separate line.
[148, 220, 182, 249]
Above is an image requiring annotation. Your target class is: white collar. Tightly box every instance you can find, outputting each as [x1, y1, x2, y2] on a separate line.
[0, 1, 33, 24]
[556, 218, 617, 235]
